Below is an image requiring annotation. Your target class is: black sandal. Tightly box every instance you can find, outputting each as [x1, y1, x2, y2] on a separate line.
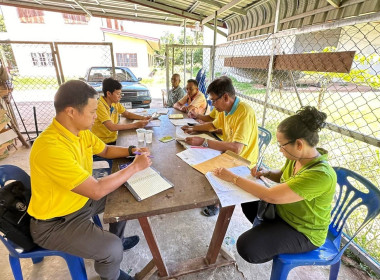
[201, 205, 220, 217]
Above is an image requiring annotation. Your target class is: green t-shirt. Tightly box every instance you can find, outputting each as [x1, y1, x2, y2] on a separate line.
[276, 148, 337, 247]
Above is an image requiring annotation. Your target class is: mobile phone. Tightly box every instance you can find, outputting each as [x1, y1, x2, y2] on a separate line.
[187, 123, 196, 126]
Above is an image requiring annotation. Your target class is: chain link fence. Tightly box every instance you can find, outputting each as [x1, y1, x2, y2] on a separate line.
[0, 41, 113, 141]
[213, 21, 380, 264]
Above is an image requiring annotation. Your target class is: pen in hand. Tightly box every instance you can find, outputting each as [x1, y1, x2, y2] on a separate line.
[133, 151, 154, 158]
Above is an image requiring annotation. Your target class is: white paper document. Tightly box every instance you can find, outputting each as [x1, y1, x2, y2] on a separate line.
[170, 118, 198, 126]
[175, 126, 215, 142]
[156, 108, 169, 114]
[132, 119, 161, 127]
[205, 166, 273, 207]
[176, 148, 221, 166]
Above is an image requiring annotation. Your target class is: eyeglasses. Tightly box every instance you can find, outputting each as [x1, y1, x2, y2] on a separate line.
[277, 140, 295, 148]
[209, 94, 224, 105]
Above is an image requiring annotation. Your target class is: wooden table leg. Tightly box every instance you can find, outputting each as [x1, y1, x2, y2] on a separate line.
[138, 217, 169, 277]
[205, 205, 235, 265]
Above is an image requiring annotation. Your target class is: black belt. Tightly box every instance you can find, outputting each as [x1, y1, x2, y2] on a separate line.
[32, 216, 63, 222]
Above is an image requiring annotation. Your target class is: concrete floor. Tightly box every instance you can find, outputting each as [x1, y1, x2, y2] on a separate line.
[0, 96, 368, 280]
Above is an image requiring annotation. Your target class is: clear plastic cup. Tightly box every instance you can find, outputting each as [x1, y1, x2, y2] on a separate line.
[145, 130, 153, 144]
[136, 128, 145, 142]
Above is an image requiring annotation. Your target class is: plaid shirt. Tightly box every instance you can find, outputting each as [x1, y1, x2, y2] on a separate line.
[167, 86, 185, 107]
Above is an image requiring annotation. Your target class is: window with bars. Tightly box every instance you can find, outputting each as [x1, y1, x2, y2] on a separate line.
[62, 13, 89, 24]
[116, 53, 138, 67]
[17, 8, 45, 24]
[30, 52, 54, 67]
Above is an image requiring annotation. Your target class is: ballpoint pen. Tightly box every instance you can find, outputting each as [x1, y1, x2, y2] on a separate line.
[133, 151, 154, 158]
[256, 154, 271, 188]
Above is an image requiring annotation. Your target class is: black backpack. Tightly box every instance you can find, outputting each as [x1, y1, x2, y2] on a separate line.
[0, 180, 37, 251]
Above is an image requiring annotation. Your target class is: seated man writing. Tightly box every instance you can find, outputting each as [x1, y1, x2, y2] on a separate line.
[162, 73, 185, 107]
[28, 80, 151, 280]
[92, 77, 151, 145]
[173, 79, 207, 115]
[182, 76, 259, 216]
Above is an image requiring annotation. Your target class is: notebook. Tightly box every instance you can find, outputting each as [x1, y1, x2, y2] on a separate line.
[123, 167, 173, 201]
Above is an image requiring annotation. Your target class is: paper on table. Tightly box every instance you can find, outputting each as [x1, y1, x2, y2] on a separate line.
[133, 119, 161, 127]
[193, 150, 251, 174]
[175, 126, 215, 142]
[205, 166, 272, 207]
[157, 108, 169, 114]
[176, 147, 221, 166]
[169, 118, 198, 126]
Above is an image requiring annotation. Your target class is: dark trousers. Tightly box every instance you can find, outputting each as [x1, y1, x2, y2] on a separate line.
[30, 197, 126, 280]
[237, 201, 318, 264]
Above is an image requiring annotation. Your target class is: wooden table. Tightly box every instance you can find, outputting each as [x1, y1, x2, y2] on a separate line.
[103, 109, 235, 279]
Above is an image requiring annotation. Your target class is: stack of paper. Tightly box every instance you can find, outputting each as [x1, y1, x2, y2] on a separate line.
[133, 119, 161, 127]
[169, 118, 198, 126]
[157, 108, 169, 114]
[176, 148, 221, 166]
[175, 126, 215, 142]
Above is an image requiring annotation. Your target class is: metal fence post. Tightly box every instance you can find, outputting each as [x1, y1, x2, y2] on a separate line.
[261, 0, 281, 127]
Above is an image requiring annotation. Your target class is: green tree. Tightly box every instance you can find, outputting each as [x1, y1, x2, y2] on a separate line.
[157, 29, 204, 70]
[0, 15, 17, 71]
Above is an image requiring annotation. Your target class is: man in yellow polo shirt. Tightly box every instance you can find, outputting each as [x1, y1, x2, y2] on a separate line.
[182, 76, 259, 216]
[92, 77, 150, 145]
[173, 79, 207, 115]
[28, 80, 151, 280]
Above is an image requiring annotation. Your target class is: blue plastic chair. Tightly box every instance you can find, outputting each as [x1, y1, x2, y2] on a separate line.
[0, 165, 101, 280]
[258, 126, 272, 156]
[270, 167, 380, 280]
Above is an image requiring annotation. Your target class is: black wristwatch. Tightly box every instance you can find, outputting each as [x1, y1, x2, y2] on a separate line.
[128, 145, 136, 156]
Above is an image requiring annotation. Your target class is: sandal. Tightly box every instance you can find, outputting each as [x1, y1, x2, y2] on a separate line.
[201, 205, 220, 217]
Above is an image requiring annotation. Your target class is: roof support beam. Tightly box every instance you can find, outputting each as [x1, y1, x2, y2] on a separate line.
[197, 0, 246, 15]
[123, 0, 225, 27]
[188, 1, 200, 13]
[204, 23, 227, 37]
[71, 0, 93, 17]
[201, 0, 244, 25]
[326, 0, 341, 8]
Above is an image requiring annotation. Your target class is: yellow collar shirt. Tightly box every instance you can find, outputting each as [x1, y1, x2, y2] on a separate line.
[28, 118, 106, 219]
[91, 96, 126, 144]
[212, 99, 259, 166]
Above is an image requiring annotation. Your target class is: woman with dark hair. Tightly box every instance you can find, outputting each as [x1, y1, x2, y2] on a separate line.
[213, 106, 337, 263]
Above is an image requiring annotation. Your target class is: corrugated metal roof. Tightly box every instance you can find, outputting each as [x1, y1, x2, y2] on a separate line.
[0, 0, 379, 39]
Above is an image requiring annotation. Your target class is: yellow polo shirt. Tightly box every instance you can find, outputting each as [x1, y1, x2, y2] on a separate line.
[91, 96, 126, 144]
[209, 108, 224, 141]
[213, 98, 259, 166]
[28, 118, 106, 219]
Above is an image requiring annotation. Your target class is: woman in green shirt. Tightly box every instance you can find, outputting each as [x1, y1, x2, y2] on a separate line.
[213, 106, 337, 263]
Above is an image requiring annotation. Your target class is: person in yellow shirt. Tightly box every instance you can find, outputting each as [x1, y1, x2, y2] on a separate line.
[182, 76, 259, 216]
[173, 79, 207, 115]
[92, 77, 151, 145]
[28, 80, 151, 280]
[188, 107, 223, 140]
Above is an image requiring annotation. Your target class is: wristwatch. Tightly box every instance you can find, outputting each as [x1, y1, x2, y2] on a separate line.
[201, 139, 209, 148]
[128, 145, 136, 156]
